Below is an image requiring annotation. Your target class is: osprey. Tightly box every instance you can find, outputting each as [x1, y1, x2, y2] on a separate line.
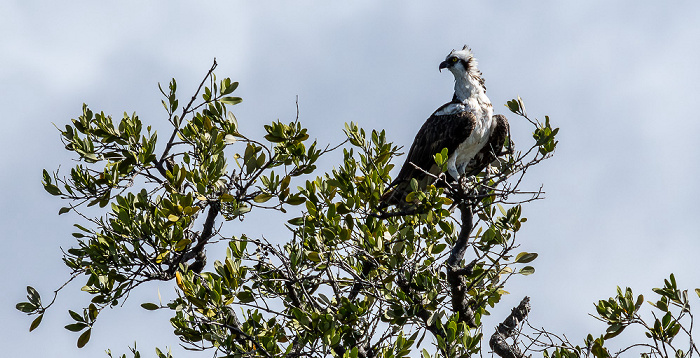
[381, 46, 510, 206]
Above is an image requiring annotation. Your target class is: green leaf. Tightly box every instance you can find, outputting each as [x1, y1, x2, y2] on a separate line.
[42, 169, 52, 183]
[155, 250, 170, 264]
[280, 175, 291, 190]
[519, 266, 535, 275]
[220, 97, 242, 105]
[655, 299, 669, 312]
[306, 251, 321, 262]
[174, 239, 191, 252]
[233, 205, 251, 216]
[514, 252, 538, 264]
[69, 310, 84, 322]
[16, 302, 36, 313]
[77, 329, 91, 348]
[183, 206, 200, 216]
[236, 291, 255, 303]
[29, 314, 43, 332]
[431, 243, 447, 254]
[405, 192, 415, 203]
[285, 195, 306, 206]
[434, 152, 443, 165]
[695, 288, 700, 299]
[58, 207, 70, 215]
[635, 294, 644, 310]
[426, 311, 438, 326]
[287, 217, 304, 226]
[65, 323, 88, 332]
[604, 323, 624, 339]
[229, 81, 240, 92]
[253, 193, 273, 203]
[498, 204, 507, 216]
[88, 304, 98, 321]
[140, 303, 160, 311]
[27, 286, 41, 305]
[43, 183, 62, 196]
[82, 153, 99, 162]
[506, 99, 520, 113]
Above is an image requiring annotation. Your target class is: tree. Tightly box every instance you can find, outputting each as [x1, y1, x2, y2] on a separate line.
[17, 60, 698, 358]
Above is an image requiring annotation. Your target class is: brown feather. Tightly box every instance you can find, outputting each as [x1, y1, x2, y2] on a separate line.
[380, 113, 510, 207]
[380, 106, 477, 206]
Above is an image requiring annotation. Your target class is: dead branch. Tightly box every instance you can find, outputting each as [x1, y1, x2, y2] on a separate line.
[490, 296, 531, 358]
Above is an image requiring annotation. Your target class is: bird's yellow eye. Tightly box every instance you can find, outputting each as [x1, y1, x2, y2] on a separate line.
[451, 57, 458, 63]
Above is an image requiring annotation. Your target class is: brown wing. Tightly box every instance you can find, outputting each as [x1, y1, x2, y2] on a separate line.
[464, 114, 510, 177]
[380, 107, 476, 206]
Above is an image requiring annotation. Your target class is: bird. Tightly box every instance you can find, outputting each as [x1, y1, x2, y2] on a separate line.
[380, 46, 510, 207]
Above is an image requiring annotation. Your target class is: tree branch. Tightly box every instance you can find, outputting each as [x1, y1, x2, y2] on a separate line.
[490, 296, 531, 358]
[156, 59, 218, 177]
[444, 201, 478, 327]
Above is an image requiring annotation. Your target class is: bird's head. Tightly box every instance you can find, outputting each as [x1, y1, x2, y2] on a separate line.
[439, 45, 477, 76]
[439, 45, 487, 99]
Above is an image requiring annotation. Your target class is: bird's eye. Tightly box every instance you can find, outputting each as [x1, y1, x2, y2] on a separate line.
[451, 57, 458, 63]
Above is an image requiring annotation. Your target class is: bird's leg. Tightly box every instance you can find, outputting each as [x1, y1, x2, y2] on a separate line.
[458, 173, 469, 193]
[447, 161, 460, 185]
[457, 174, 477, 199]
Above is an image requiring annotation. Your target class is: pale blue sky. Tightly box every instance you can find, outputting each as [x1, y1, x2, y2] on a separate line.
[2, 1, 699, 357]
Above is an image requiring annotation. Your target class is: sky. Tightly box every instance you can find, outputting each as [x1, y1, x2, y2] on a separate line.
[2, 1, 700, 357]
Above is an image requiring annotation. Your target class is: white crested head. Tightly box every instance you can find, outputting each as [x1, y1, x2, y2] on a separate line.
[439, 46, 482, 81]
[438, 45, 487, 103]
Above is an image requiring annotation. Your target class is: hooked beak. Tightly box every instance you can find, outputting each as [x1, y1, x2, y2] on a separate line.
[439, 60, 450, 72]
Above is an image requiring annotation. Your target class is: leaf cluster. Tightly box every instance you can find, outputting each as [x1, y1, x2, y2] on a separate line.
[21, 65, 562, 358]
[23, 61, 325, 349]
[530, 274, 700, 358]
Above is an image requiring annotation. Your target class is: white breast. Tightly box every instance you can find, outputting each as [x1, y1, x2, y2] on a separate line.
[447, 111, 494, 179]
[440, 73, 494, 180]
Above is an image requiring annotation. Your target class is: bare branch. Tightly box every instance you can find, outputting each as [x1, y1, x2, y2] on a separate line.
[490, 297, 531, 358]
